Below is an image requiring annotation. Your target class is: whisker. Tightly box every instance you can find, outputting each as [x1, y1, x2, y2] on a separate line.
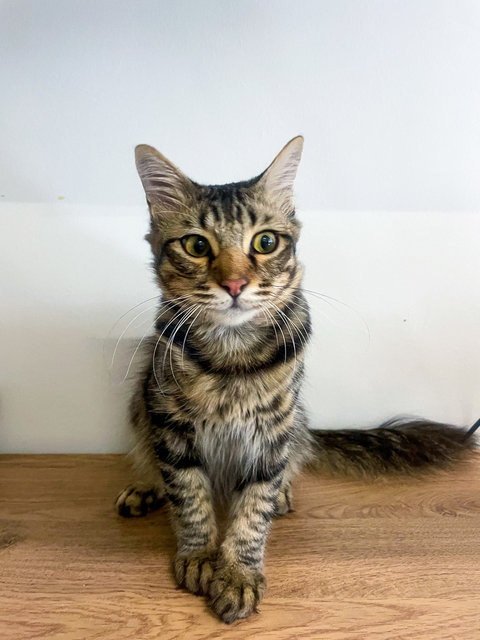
[109, 303, 159, 371]
[162, 304, 200, 390]
[270, 284, 371, 342]
[267, 302, 298, 373]
[260, 308, 279, 347]
[259, 303, 288, 363]
[268, 301, 306, 347]
[181, 307, 205, 369]
[261, 285, 313, 320]
[108, 293, 193, 371]
[302, 289, 371, 343]
[120, 297, 190, 384]
[281, 292, 311, 314]
[277, 301, 310, 347]
[152, 303, 197, 391]
[106, 294, 159, 340]
[287, 291, 346, 327]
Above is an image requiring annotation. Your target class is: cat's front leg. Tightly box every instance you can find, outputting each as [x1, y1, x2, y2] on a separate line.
[161, 466, 218, 595]
[208, 473, 283, 623]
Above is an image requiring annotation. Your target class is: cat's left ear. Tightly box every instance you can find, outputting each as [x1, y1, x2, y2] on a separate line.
[259, 136, 304, 214]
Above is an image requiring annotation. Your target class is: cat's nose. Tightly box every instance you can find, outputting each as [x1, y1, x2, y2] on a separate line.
[220, 277, 249, 298]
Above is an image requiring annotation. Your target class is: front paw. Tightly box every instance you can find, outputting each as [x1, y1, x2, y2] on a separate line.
[208, 564, 266, 624]
[174, 550, 216, 595]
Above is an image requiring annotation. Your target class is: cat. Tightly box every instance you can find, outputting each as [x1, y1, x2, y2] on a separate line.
[115, 136, 478, 624]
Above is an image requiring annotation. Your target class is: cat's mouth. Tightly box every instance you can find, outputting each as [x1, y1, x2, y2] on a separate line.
[213, 293, 252, 312]
[208, 298, 259, 326]
[227, 296, 258, 313]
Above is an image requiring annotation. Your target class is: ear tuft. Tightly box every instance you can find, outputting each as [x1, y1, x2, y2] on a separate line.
[135, 144, 190, 213]
[260, 136, 304, 213]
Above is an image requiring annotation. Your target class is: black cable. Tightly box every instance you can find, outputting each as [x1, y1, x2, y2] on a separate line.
[463, 417, 480, 442]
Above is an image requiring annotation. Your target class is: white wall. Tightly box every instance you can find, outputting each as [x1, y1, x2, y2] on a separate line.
[2, 0, 480, 210]
[1, 1, 480, 452]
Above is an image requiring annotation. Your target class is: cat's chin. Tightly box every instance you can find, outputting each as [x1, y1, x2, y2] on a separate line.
[208, 306, 259, 327]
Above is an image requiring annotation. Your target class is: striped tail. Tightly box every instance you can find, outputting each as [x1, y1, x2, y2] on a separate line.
[309, 417, 479, 477]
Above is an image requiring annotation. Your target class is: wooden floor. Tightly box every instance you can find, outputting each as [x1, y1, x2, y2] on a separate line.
[1, 455, 479, 640]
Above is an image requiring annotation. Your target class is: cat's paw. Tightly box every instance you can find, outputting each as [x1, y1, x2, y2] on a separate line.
[208, 563, 266, 624]
[115, 484, 165, 517]
[274, 484, 293, 517]
[174, 550, 217, 595]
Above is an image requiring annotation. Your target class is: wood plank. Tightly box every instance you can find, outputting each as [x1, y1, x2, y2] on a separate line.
[1, 454, 479, 639]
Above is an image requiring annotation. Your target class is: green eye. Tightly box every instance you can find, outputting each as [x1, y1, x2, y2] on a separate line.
[182, 235, 211, 257]
[252, 231, 277, 254]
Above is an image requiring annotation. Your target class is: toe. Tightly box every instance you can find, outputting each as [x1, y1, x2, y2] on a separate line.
[174, 551, 216, 595]
[208, 565, 266, 623]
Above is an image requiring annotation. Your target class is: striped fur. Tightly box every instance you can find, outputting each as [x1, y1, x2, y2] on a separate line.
[116, 137, 478, 624]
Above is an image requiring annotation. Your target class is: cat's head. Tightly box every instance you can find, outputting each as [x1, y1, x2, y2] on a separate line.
[135, 137, 304, 326]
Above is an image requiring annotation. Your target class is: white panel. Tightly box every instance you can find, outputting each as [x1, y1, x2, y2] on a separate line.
[1, 203, 478, 452]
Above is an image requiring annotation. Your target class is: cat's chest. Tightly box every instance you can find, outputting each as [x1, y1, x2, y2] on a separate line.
[188, 377, 294, 490]
[194, 415, 263, 491]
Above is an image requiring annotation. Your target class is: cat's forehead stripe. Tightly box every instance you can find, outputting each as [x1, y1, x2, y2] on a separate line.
[196, 188, 272, 232]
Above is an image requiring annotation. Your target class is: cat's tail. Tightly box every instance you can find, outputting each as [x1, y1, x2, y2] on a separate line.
[308, 417, 480, 477]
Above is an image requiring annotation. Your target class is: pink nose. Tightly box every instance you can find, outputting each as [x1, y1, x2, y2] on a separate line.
[220, 277, 249, 298]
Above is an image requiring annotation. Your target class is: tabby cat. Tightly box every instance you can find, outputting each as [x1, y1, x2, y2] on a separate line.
[115, 137, 478, 623]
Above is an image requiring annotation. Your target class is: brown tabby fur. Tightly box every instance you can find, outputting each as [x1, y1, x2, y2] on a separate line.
[115, 137, 478, 623]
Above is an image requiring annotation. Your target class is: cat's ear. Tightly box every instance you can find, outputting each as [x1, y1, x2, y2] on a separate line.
[259, 136, 304, 214]
[135, 144, 192, 213]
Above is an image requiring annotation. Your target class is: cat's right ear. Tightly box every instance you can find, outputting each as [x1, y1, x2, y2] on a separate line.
[135, 145, 191, 214]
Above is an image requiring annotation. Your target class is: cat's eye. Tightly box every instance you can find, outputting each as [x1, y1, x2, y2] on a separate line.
[182, 235, 211, 257]
[251, 231, 277, 254]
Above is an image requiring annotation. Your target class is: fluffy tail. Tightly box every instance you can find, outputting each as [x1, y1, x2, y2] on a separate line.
[308, 417, 480, 477]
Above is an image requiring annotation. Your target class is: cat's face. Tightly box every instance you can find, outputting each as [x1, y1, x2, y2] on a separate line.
[135, 137, 304, 326]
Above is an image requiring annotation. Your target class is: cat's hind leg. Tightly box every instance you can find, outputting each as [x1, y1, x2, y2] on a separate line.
[115, 481, 166, 517]
[274, 480, 293, 517]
